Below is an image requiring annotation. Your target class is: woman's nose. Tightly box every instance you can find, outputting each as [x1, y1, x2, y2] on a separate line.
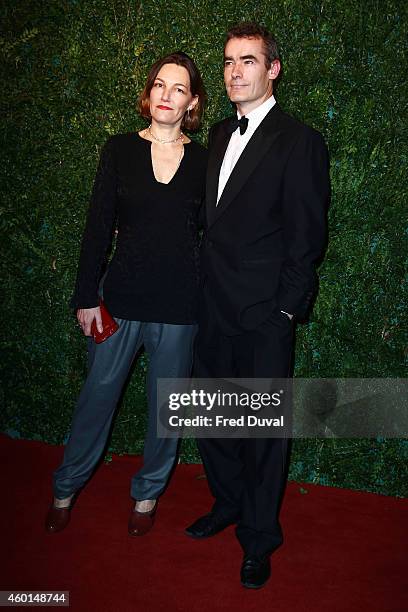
[161, 87, 171, 101]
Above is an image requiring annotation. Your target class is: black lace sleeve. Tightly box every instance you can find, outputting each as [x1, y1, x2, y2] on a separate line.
[69, 136, 118, 309]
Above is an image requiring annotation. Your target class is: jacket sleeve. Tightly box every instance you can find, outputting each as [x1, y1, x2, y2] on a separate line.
[69, 136, 118, 309]
[198, 125, 214, 230]
[277, 128, 330, 318]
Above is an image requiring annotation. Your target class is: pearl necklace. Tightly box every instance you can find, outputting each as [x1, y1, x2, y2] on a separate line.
[148, 124, 184, 144]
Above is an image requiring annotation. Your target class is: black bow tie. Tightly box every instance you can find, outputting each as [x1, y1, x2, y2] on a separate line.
[227, 116, 249, 135]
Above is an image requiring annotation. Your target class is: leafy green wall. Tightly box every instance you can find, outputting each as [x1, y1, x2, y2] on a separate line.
[1, 1, 407, 496]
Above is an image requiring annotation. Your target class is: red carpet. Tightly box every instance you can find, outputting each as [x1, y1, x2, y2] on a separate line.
[1, 433, 407, 611]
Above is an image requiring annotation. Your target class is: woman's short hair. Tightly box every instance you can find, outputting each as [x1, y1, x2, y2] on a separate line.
[138, 51, 206, 132]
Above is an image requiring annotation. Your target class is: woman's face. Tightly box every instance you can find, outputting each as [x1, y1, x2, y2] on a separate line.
[149, 63, 198, 127]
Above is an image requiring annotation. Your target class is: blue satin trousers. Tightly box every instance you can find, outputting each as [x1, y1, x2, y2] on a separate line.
[53, 319, 197, 501]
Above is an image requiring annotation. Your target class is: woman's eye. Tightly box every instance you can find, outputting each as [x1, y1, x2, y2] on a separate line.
[154, 82, 163, 87]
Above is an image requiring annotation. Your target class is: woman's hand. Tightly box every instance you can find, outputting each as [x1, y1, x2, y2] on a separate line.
[77, 307, 102, 336]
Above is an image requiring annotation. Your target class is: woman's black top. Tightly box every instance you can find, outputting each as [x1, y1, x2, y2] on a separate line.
[70, 133, 207, 324]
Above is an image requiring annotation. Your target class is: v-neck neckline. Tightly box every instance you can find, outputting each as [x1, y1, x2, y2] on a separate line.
[137, 133, 190, 186]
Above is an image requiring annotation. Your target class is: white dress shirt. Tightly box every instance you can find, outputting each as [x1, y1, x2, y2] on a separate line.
[216, 95, 276, 204]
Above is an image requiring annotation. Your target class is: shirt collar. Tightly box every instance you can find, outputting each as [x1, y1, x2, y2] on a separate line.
[237, 95, 276, 132]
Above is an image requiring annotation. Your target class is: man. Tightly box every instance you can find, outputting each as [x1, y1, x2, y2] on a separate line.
[185, 23, 330, 589]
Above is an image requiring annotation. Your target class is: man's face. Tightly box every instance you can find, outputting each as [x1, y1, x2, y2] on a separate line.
[224, 36, 280, 114]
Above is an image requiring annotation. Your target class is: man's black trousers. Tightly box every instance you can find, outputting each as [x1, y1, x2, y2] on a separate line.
[194, 308, 294, 557]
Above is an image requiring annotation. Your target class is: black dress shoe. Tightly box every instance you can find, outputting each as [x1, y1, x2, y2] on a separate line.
[185, 512, 236, 539]
[240, 555, 271, 589]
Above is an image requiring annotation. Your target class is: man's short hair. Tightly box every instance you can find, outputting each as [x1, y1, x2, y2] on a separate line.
[225, 22, 280, 69]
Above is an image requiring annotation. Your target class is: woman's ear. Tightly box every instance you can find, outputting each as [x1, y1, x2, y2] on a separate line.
[188, 95, 199, 111]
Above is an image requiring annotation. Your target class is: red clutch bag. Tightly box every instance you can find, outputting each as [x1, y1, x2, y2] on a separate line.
[91, 299, 119, 344]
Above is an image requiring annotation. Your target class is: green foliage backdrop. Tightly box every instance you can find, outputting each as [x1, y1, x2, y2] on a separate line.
[1, 1, 407, 496]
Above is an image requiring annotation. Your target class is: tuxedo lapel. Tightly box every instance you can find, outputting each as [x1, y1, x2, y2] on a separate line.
[206, 121, 231, 226]
[208, 104, 283, 228]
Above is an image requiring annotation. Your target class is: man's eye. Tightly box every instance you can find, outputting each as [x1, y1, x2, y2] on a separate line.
[244, 60, 253, 64]
[224, 61, 233, 66]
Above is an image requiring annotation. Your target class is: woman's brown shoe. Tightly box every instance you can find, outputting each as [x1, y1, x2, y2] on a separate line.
[128, 501, 157, 536]
[45, 505, 71, 533]
[45, 494, 76, 533]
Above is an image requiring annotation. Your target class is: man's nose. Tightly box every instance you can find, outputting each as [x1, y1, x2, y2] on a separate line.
[231, 63, 243, 79]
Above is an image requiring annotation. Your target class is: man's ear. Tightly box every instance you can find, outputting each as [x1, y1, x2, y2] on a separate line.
[268, 60, 281, 81]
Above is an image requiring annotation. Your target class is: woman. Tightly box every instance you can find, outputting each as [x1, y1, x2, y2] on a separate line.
[46, 51, 207, 536]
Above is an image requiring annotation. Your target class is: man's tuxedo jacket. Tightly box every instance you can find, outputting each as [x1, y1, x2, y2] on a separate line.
[200, 103, 330, 336]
